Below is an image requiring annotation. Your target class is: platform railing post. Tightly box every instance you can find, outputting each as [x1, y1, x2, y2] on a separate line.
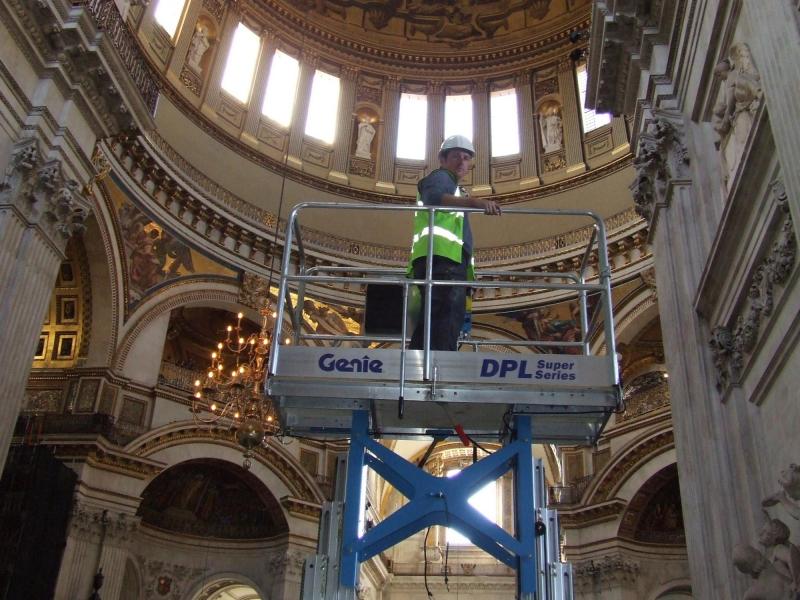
[514, 414, 537, 600]
[340, 410, 369, 592]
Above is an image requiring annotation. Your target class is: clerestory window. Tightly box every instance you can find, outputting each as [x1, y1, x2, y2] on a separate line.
[153, 0, 187, 38]
[576, 63, 612, 133]
[396, 93, 428, 160]
[305, 70, 341, 145]
[444, 94, 474, 143]
[490, 88, 520, 157]
[262, 50, 300, 127]
[220, 23, 261, 104]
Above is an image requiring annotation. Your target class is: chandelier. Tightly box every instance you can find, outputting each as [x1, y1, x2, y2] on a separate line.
[191, 307, 280, 469]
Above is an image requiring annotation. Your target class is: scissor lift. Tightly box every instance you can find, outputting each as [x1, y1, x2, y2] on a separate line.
[268, 204, 621, 599]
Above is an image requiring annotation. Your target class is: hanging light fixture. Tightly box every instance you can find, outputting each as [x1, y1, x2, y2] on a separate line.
[191, 306, 280, 469]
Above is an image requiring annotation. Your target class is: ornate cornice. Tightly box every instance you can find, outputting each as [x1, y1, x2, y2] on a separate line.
[558, 499, 627, 528]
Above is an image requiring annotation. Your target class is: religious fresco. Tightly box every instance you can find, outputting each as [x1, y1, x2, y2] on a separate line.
[105, 177, 235, 309]
[291, 0, 580, 46]
[634, 476, 685, 545]
[138, 460, 288, 539]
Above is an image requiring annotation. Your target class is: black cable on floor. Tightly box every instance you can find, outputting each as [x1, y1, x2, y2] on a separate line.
[424, 526, 434, 599]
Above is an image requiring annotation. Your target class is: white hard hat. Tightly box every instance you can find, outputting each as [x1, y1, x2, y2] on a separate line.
[439, 135, 475, 157]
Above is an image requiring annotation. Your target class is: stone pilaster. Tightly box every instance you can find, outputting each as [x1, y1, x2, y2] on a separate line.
[516, 71, 539, 185]
[0, 139, 90, 468]
[287, 52, 318, 167]
[740, 0, 800, 228]
[611, 116, 629, 152]
[202, 8, 239, 111]
[557, 61, 586, 172]
[472, 79, 491, 194]
[376, 76, 401, 192]
[425, 82, 445, 175]
[53, 503, 139, 600]
[243, 31, 277, 140]
[329, 66, 359, 183]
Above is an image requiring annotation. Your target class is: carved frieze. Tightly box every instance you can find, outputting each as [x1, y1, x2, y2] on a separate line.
[573, 553, 640, 592]
[630, 110, 689, 229]
[709, 180, 796, 395]
[69, 502, 140, 546]
[136, 557, 205, 600]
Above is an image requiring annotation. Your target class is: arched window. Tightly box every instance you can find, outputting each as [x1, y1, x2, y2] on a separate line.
[444, 94, 473, 143]
[261, 50, 300, 127]
[445, 468, 500, 545]
[153, 0, 187, 38]
[490, 88, 520, 157]
[396, 93, 428, 160]
[576, 63, 612, 133]
[220, 23, 260, 104]
[305, 70, 341, 144]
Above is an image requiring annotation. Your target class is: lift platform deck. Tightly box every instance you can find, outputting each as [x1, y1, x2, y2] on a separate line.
[266, 203, 621, 445]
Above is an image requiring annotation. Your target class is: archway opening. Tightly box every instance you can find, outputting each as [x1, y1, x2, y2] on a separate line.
[192, 579, 264, 600]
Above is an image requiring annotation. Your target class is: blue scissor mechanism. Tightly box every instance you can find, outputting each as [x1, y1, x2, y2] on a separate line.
[268, 204, 621, 599]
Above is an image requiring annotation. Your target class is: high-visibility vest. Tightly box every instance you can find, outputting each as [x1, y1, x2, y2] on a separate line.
[408, 171, 475, 280]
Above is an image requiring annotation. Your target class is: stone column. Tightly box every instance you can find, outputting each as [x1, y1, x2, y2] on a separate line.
[329, 66, 359, 184]
[376, 76, 401, 193]
[425, 82, 445, 176]
[243, 31, 277, 143]
[202, 8, 239, 112]
[516, 71, 540, 186]
[557, 60, 586, 173]
[286, 51, 318, 168]
[741, 0, 800, 226]
[0, 139, 90, 468]
[472, 79, 491, 195]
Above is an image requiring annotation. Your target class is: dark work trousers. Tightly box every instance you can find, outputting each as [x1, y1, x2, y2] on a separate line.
[410, 252, 468, 351]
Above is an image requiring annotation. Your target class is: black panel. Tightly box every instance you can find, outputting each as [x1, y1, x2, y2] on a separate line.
[364, 284, 405, 335]
[0, 445, 76, 600]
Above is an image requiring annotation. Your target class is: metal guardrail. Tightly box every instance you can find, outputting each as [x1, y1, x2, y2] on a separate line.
[268, 203, 619, 386]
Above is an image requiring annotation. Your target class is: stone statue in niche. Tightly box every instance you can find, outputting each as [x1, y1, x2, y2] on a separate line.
[540, 111, 563, 153]
[758, 518, 800, 592]
[355, 119, 376, 160]
[186, 23, 212, 73]
[712, 43, 762, 188]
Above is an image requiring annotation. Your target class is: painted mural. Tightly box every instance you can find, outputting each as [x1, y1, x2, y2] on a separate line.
[106, 177, 235, 308]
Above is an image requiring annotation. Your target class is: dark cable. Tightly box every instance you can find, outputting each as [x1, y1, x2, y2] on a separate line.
[444, 541, 450, 592]
[424, 526, 434, 599]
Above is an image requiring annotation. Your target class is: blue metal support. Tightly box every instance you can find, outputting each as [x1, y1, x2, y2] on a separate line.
[338, 411, 538, 598]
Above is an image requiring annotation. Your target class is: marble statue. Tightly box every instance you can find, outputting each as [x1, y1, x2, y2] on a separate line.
[712, 43, 762, 187]
[540, 112, 563, 153]
[733, 544, 794, 600]
[763, 464, 800, 521]
[355, 119, 376, 160]
[186, 24, 211, 72]
[758, 518, 800, 593]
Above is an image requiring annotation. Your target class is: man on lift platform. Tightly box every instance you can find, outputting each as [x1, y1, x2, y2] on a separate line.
[408, 134, 502, 351]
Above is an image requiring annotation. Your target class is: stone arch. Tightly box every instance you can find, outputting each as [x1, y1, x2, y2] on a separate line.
[112, 277, 242, 375]
[584, 426, 675, 504]
[646, 578, 693, 600]
[187, 573, 267, 600]
[129, 422, 325, 506]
